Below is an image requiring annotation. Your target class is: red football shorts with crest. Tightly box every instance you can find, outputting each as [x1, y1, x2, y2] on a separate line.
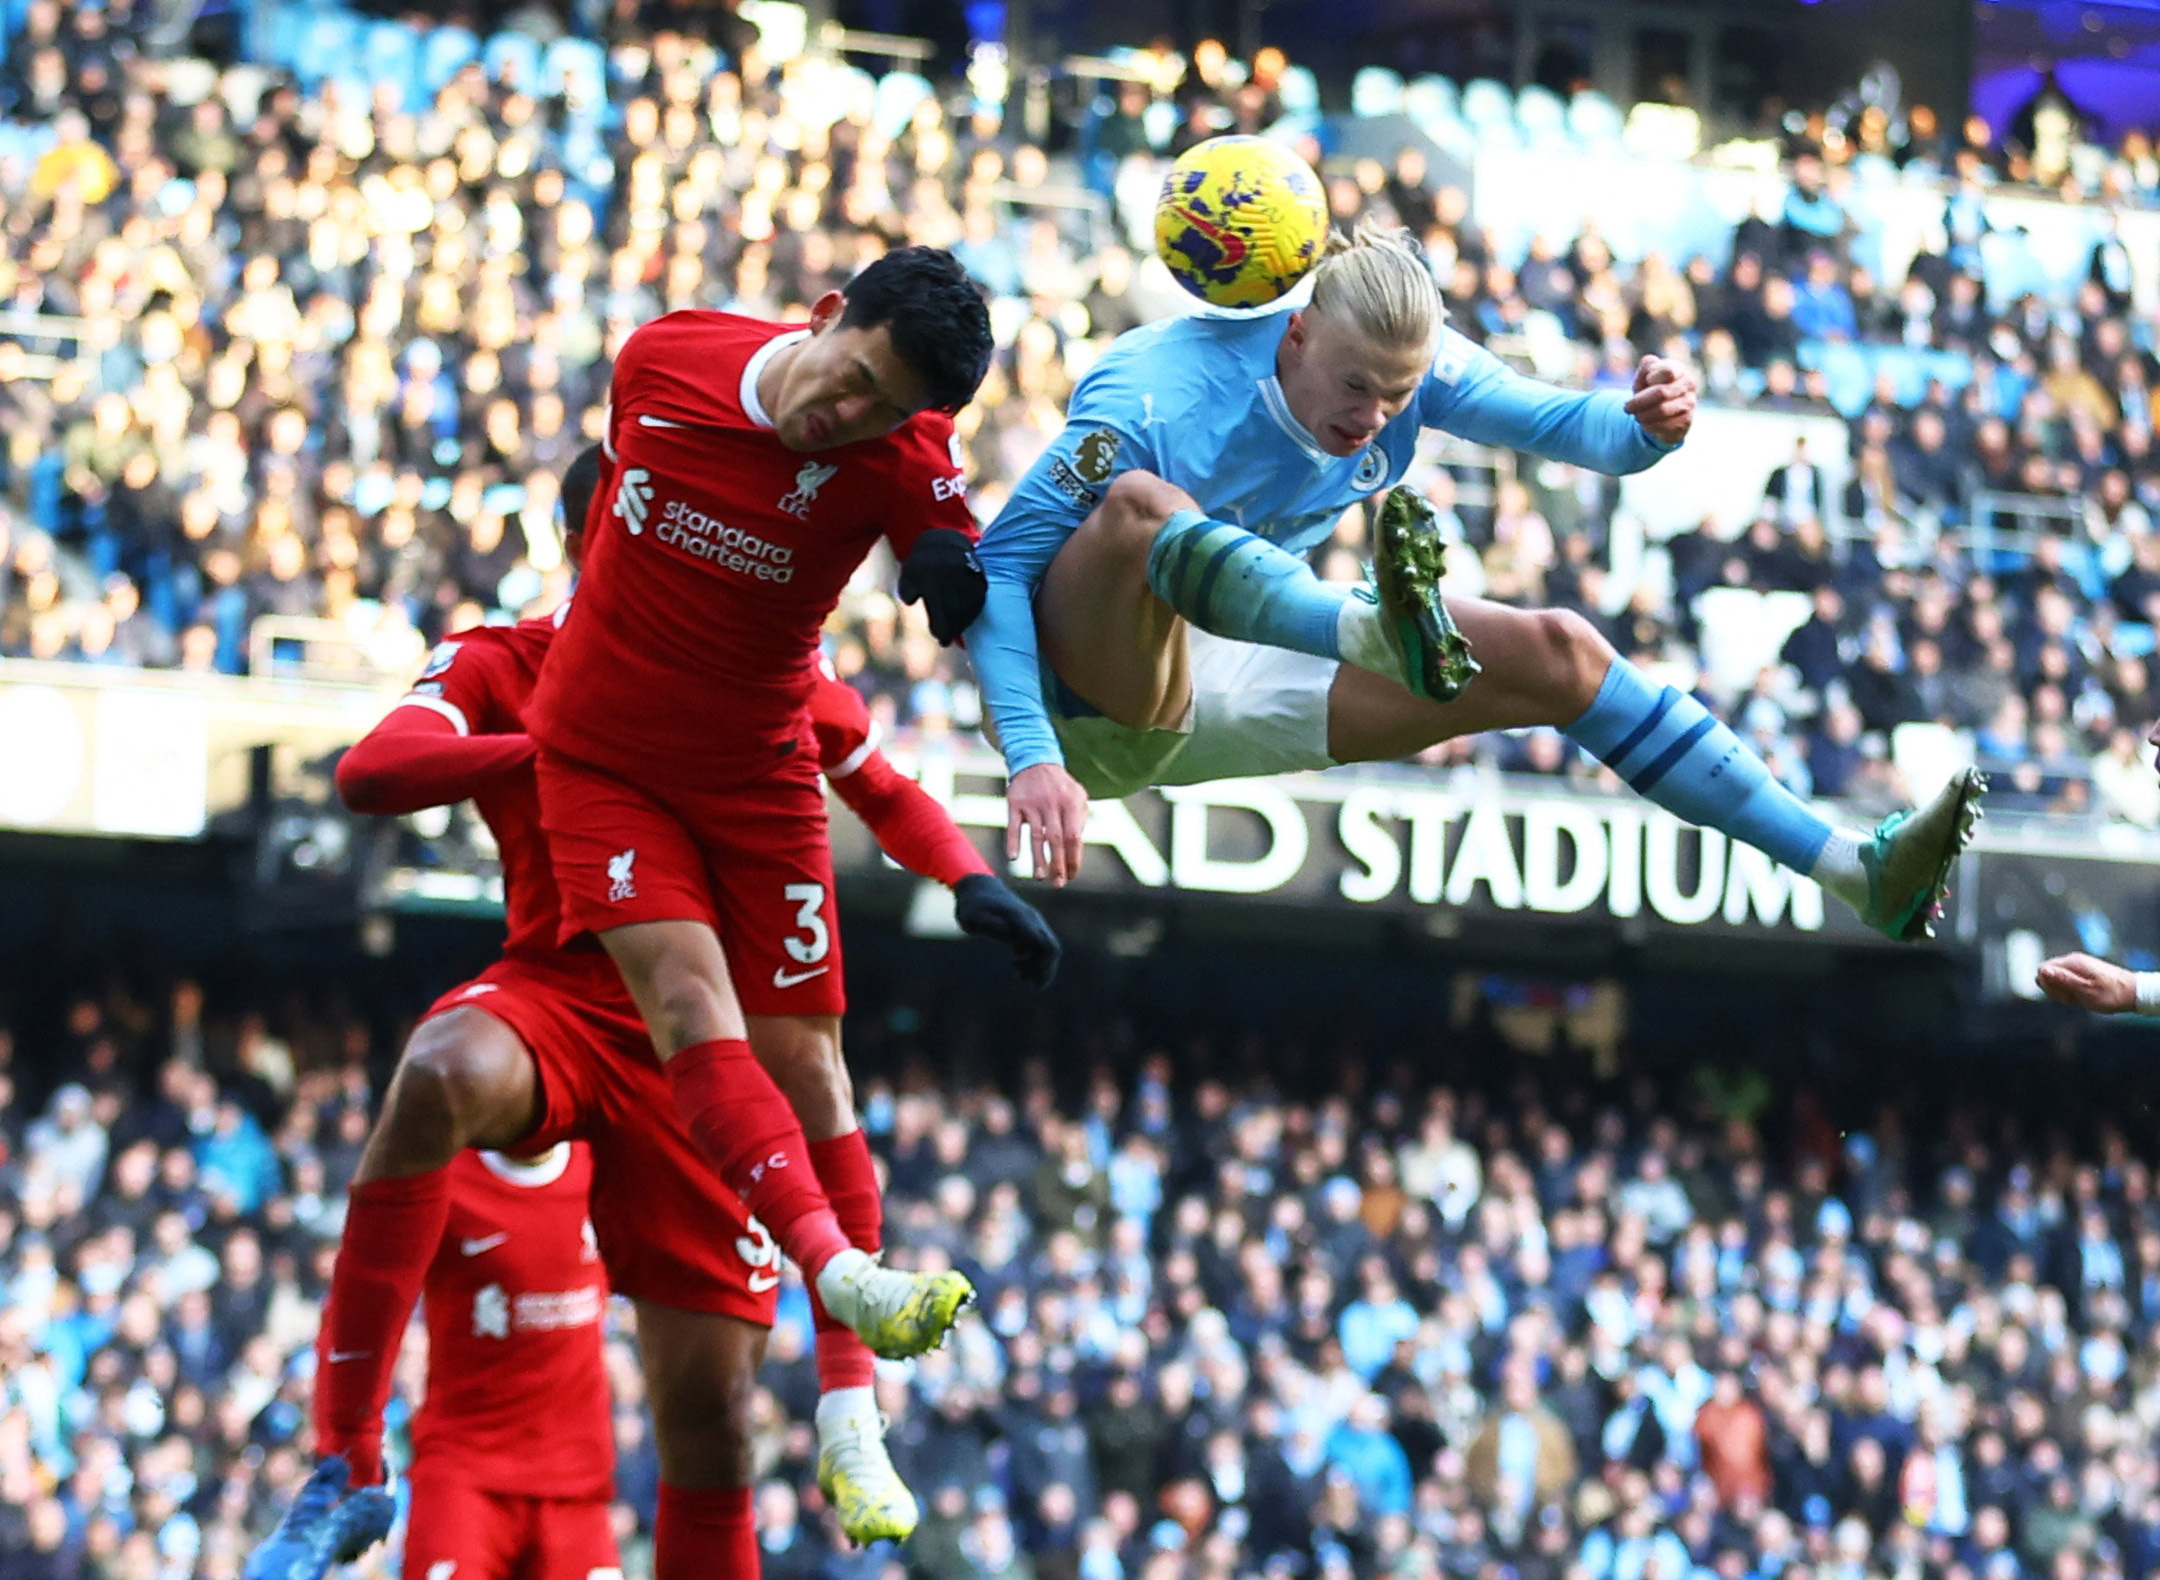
[403, 1476, 619, 1580]
[533, 749, 846, 1018]
[422, 953, 782, 1325]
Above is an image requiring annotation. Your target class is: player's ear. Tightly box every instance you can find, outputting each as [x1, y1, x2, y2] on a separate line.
[808, 291, 847, 332]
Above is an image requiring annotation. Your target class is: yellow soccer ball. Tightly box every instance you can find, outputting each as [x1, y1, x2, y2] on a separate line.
[1154, 135, 1329, 310]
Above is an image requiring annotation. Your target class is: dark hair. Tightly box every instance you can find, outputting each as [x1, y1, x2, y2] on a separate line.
[560, 444, 604, 540]
[839, 246, 993, 413]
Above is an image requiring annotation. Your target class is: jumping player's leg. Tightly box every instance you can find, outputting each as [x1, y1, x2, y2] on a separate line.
[315, 1005, 539, 1487]
[1323, 598, 1982, 939]
[632, 1300, 765, 1580]
[1041, 472, 1461, 723]
[746, 1012, 912, 1540]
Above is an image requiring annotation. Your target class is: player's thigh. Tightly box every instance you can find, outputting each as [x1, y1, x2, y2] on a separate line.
[1325, 600, 1616, 764]
[631, 1299, 770, 1489]
[1038, 474, 1195, 731]
[697, 778, 847, 1021]
[581, 1015, 783, 1329]
[518, 1499, 620, 1580]
[404, 1475, 526, 1580]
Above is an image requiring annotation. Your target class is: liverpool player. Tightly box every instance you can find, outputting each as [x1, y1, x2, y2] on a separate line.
[254, 445, 1054, 1578]
[526, 250, 997, 1393]
[405, 1144, 618, 1580]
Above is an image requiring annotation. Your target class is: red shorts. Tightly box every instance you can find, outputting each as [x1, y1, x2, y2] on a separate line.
[424, 954, 781, 1326]
[535, 750, 846, 1017]
[404, 1470, 618, 1580]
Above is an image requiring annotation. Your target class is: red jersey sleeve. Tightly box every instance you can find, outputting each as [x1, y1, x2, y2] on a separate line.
[878, 412, 977, 563]
[816, 667, 989, 887]
[337, 635, 535, 815]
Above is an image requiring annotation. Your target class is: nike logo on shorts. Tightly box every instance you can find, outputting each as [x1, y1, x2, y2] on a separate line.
[772, 965, 831, 990]
[460, 1233, 509, 1256]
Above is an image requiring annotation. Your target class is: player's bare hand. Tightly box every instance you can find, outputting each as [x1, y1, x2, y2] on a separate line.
[1625, 355, 1697, 446]
[2036, 952, 2139, 1015]
[1006, 763, 1089, 886]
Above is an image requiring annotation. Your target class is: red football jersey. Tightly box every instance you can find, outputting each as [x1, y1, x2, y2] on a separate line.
[528, 312, 974, 791]
[397, 617, 569, 963]
[410, 1146, 611, 1500]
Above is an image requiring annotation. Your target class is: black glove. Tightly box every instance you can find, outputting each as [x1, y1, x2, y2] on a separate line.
[953, 873, 1062, 988]
[897, 528, 986, 645]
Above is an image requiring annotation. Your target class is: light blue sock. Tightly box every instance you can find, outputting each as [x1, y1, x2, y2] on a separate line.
[1565, 658, 1833, 874]
[1146, 509, 1348, 661]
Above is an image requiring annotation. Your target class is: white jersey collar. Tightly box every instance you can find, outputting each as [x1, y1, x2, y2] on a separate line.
[479, 1143, 572, 1187]
[740, 329, 812, 431]
[1257, 376, 1334, 466]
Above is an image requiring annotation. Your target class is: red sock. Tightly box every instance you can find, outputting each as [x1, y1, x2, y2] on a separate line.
[313, 1170, 451, 1485]
[664, 1039, 851, 1278]
[807, 1130, 883, 1393]
[655, 1483, 756, 1580]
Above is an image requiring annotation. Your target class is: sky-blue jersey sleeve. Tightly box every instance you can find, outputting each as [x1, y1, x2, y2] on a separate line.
[969, 371, 1160, 777]
[1419, 327, 1673, 474]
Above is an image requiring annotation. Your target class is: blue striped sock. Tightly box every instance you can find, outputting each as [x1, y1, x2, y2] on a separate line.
[1565, 658, 1832, 874]
[1145, 509, 1347, 661]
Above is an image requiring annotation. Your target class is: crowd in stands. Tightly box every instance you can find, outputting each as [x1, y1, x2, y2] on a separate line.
[0, 0, 2158, 831]
[6, 958, 2160, 1580]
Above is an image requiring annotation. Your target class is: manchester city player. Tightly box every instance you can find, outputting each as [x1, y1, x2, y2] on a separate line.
[967, 223, 1983, 939]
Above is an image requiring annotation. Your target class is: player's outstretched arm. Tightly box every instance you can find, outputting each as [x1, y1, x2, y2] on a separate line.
[337, 706, 536, 816]
[2037, 952, 2147, 1015]
[1423, 336, 1695, 473]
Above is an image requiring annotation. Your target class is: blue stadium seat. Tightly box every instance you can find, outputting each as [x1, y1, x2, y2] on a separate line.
[872, 71, 934, 140]
[420, 26, 481, 97]
[362, 20, 421, 111]
[1350, 67, 1405, 120]
[484, 31, 544, 93]
[1402, 75, 1458, 125]
[1460, 78, 1514, 130]
[292, 8, 363, 88]
[1275, 65, 1320, 119]
[1515, 83, 1566, 146]
[1567, 91, 1624, 150]
[543, 36, 606, 105]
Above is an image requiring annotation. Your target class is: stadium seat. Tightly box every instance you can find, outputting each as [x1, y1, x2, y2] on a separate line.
[1514, 84, 1566, 146]
[420, 26, 482, 97]
[1350, 67, 1405, 120]
[291, 8, 363, 88]
[543, 36, 607, 105]
[1402, 75, 1458, 125]
[362, 20, 421, 111]
[484, 31, 544, 93]
[1460, 79, 1514, 130]
[1275, 65, 1320, 119]
[1891, 722, 1975, 801]
[872, 71, 934, 140]
[1567, 91, 1624, 149]
[1695, 587, 1814, 696]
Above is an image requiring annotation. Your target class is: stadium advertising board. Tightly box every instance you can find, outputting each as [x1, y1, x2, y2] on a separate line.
[872, 749, 1848, 940]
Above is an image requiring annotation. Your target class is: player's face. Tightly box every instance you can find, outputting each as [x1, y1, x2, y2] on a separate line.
[768, 292, 933, 452]
[1276, 311, 1429, 458]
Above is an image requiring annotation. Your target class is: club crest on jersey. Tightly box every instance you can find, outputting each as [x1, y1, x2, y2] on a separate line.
[607, 849, 637, 902]
[420, 642, 460, 680]
[1353, 446, 1389, 491]
[615, 468, 654, 535]
[778, 460, 839, 519]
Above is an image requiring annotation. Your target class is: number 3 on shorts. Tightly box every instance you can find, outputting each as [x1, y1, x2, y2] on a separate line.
[782, 883, 829, 966]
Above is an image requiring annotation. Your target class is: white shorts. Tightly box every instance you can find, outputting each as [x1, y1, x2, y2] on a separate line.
[1048, 629, 1340, 799]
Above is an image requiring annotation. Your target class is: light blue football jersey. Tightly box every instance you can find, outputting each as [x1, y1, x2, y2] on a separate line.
[969, 312, 1676, 777]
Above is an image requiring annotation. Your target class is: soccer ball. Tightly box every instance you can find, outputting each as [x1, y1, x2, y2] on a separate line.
[1154, 135, 1329, 310]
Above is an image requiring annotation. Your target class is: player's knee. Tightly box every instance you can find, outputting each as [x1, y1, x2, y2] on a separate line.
[650, 1370, 758, 1488]
[640, 961, 731, 1055]
[1531, 607, 1615, 713]
[1093, 470, 1192, 551]
[394, 1016, 528, 1147]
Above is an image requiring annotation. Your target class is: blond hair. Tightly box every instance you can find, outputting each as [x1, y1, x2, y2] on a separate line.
[1306, 218, 1442, 353]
